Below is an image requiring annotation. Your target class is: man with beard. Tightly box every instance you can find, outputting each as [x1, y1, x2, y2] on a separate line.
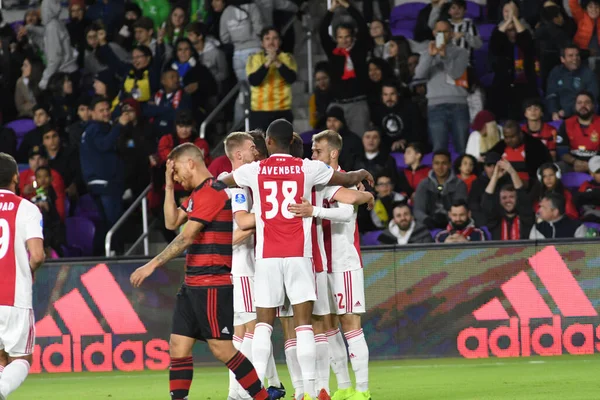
[378, 202, 433, 244]
[481, 160, 534, 240]
[434, 200, 485, 243]
[371, 81, 424, 151]
[558, 91, 600, 172]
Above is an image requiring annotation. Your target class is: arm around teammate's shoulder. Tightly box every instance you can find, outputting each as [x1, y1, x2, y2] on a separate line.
[327, 169, 374, 188]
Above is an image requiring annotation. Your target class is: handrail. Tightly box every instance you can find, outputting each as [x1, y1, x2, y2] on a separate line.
[200, 81, 250, 139]
[105, 183, 152, 257]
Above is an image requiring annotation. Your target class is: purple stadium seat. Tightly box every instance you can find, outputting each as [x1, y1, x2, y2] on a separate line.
[6, 119, 35, 148]
[478, 23, 495, 42]
[480, 226, 491, 240]
[65, 217, 96, 257]
[473, 43, 489, 79]
[430, 229, 442, 240]
[391, 27, 415, 39]
[300, 129, 318, 144]
[17, 164, 29, 173]
[74, 194, 102, 223]
[584, 222, 600, 231]
[479, 73, 494, 88]
[562, 172, 591, 190]
[392, 152, 405, 169]
[391, 2, 426, 22]
[422, 152, 434, 166]
[361, 230, 383, 246]
[465, 1, 482, 20]
[548, 120, 562, 130]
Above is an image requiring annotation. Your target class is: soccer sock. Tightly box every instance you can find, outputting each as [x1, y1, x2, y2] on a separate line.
[345, 329, 369, 392]
[229, 336, 244, 396]
[241, 333, 254, 361]
[315, 333, 330, 394]
[284, 339, 304, 396]
[0, 359, 29, 398]
[226, 351, 269, 400]
[295, 325, 317, 397]
[265, 347, 282, 388]
[251, 323, 273, 383]
[327, 328, 351, 390]
[169, 356, 193, 400]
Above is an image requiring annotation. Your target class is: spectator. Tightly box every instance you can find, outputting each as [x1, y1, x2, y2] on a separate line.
[521, 98, 558, 160]
[371, 81, 424, 152]
[414, 20, 470, 154]
[366, 58, 394, 110]
[530, 192, 587, 238]
[133, 17, 172, 60]
[465, 110, 502, 162]
[568, 0, 600, 56]
[546, 45, 599, 120]
[396, 142, 431, 199]
[26, 0, 78, 90]
[17, 104, 52, 163]
[112, 3, 142, 52]
[363, 0, 391, 23]
[320, 0, 371, 135]
[414, 0, 450, 42]
[92, 69, 119, 106]
[150, 69, 193, 139]
[353, 128, 401, 186]
[32, 165, 66, 256]
[15, 57, 43, 118]
[80, 96, 128, 228]
[219, 0, 264, 123]
[468, 152, 509, 226]
[203, 0, 225, 38]
[309, 61, 334, 129]
[86, 0, 124, 38]
[558, 90, 600, 172]
[18, 145, 66, 221]
[41, 124, 80, 199]
[414, 150, 468, 229]
[66, 0, 90, 68]
[575, 155, 600, 221]
[534, 5, 573, 90]
[325, 107, 364, 171]
[186, 21, 229, 91]
[369, 19, 389, 59]
[45, 72, 77, 130]
[489, 120, 552, 187]
[83, 24, 130, 80]
[165, 6, 188, 45]
[482, 160, 534, 240]
[134, 0, 170, 31]
[167, 38, 218, 125]
[488, 2, 538, 120]
[66, 95, 91, 148]
[454, 154, 478, 193]
[386, 36, 412, 86]
[247, 27, 297, 130]
[435, 199, 485, 243]
[369, 173, 406, 230]
[531, 162, 579, 219]
[378, 202, 434, 244]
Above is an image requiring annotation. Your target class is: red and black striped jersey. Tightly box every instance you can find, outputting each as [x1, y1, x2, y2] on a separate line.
[181, 178, 233, 287]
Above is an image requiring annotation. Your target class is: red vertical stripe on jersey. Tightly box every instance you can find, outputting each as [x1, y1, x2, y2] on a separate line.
[0, 194, 19, 306]
[323, 219, 332, 273]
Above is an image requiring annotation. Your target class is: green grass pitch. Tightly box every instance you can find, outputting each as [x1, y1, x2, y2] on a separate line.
[11, 355, 600, 399]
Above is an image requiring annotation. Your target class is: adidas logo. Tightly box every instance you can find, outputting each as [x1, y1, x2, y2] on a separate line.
[457, 246, 599, 359]
[349, 353, 356, 358]
[222, 327, 230, 335]
[31, 264, 170, 373]
[354, 301, 361, 307]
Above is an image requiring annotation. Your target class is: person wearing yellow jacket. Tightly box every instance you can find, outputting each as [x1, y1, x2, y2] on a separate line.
[246, 27, 297, 131]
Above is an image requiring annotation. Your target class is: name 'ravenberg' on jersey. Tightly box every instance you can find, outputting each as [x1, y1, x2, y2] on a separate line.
[259, 165, 303, 175]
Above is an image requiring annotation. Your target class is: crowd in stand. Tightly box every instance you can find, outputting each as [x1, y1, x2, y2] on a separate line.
[1, 0, 600, 257]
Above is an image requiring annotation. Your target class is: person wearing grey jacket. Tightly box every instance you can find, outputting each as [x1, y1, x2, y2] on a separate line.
[414, 20, 470, 154]
[254, 0, 298, 26]
[26, 0, 78, 90]
[413, 150, 468, 229]
[187, 22, 229, 91]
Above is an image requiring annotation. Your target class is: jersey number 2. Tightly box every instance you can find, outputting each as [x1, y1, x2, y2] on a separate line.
[263, 181, 298, 220]
[0, 218, 9, 259]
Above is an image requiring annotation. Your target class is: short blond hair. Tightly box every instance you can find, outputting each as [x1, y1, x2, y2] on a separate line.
[224, 131, 254, 160]
[291, 132, 304, 158]
[312, 130, 343, 151]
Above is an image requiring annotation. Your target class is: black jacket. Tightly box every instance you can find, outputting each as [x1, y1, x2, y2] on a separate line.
[0, 127, 17, 158]
[489, 135, 552, 184]
[482, 187, 534, 240]
[469, 172, 511, 226]
[372, 100, 424, 147]
[534, 21, 573, 89]
[490, 28, 537, 91]
[413, 3, 450, 42]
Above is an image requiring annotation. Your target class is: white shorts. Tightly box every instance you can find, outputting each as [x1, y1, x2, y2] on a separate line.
[276, 296, 294, 318]
[255, 257, 316, 308]
[0, 306, 35, 357]
[328, 269, 366, 315]
[233, 276, 257, 326]
[313, 271, 330, 316]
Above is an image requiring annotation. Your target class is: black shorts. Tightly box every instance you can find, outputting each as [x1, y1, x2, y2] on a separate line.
[172, 285, 234, 342]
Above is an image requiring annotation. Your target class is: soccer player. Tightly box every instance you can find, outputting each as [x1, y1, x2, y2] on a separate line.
[290, 130, 372, 400]
[220, 119, 373, 400]
[0, 152, 45, 400]
[130, 143, 269, 400]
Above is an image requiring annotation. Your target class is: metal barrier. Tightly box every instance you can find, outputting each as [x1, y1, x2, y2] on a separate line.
[199, 81, 250, 139]
[105, 183, 152, 257]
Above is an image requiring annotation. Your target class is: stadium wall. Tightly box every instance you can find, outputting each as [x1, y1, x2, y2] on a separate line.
[30, 240, 600, 373]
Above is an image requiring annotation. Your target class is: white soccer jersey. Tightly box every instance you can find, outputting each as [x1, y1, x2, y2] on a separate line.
[230, 187, 255, 277]
[232, 155, 334, 259]
[0, 189, 43, 309]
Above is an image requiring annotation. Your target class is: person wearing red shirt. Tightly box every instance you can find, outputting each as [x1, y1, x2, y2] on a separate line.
[521, 98, 558, 160]
[18, 146, 66, 221]
[396, 142, 430, 201]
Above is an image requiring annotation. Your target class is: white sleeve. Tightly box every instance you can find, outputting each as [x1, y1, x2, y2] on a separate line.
[313, 202, 354, 223]
[230, 188, 251, 213]
[304, 159, 335, 186]
[232, 162, 259, 188]
[20, 200, 44, 240]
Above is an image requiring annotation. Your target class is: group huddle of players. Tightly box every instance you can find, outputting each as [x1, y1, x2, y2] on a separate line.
[131, 118, 375, 400]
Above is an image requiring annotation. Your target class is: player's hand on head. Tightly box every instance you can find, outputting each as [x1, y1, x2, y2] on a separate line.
[130, 264, 155, 288]
[288, 197, 313, 218]
[165, 159, 175, 187]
